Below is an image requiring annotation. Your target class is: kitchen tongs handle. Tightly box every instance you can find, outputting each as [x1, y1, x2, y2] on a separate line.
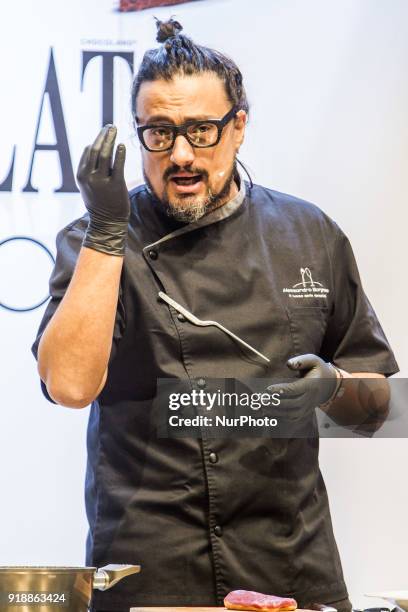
[158, 291, 202, 325]
[158, 291, 270, 363]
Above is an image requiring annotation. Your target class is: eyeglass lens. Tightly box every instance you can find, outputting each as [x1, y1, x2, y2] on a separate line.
[143, 122, 219, 150]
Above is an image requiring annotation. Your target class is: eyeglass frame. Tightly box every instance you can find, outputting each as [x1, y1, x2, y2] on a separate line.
[136, 105, 241, 152]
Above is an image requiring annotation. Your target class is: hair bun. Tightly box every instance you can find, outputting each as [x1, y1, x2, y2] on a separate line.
[155, 18, 183, 43]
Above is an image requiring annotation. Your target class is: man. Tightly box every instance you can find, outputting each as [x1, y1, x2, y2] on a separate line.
[32, 19, 398, 612]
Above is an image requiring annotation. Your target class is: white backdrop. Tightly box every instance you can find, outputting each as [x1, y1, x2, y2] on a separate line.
[1, 0, 407, 608]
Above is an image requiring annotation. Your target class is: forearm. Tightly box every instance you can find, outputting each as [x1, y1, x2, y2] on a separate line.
[38, 247, 124, 408]
[321, 370, 390, 432]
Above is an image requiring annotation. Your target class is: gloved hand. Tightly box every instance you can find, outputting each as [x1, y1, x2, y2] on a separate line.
[76, 124, 130, 256]
[266, 354, 340, 420]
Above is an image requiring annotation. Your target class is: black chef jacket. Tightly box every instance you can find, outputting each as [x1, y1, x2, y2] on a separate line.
[32, 179, 398, 612]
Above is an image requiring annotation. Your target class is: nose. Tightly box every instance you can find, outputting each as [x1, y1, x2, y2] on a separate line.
[170, 134, 195, 166]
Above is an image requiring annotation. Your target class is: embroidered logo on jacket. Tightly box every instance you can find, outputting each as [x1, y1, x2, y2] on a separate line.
[282, 268, 330, 299]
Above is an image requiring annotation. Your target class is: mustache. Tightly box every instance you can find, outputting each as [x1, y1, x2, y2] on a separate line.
[163, 165, 209, 182]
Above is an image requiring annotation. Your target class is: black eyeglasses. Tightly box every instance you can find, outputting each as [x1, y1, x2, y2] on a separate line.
[136, 105, 240, 152]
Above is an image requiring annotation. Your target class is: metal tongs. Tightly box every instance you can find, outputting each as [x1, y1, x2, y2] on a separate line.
[311, 603, 400, 612]
[352, 608, 399, 612]
[158, 291, 270, 363]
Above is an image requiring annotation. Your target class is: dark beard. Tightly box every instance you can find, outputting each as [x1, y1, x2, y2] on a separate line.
[143, 160, 238, 223]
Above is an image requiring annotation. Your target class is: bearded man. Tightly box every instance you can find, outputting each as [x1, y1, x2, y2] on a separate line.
[33, 18, 398, 612]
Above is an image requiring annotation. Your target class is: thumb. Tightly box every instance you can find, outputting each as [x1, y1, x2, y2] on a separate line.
[286, 354, 320, 372]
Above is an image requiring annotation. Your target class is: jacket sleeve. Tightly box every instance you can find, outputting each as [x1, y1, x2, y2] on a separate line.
[320, 228, 399, 376]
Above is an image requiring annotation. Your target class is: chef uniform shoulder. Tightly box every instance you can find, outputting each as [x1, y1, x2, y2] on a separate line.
[128, 184, 147, 201]
[56, 184, 145, 239]
[252, 183, 342, 240]
[54, 184, 140, 247]
[128, 184, 150, 215]
[253, 183, 331, 220]
[53, 185, 152, 263]
[56, 215, 89, 239]
[53, 214, 89, 257]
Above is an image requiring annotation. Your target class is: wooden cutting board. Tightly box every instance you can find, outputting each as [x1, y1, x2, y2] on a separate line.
[131, 608, 224, 612]
[129, 606, 313, 612]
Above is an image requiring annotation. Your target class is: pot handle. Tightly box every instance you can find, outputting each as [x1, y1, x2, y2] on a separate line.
[93, 564, 141, 591]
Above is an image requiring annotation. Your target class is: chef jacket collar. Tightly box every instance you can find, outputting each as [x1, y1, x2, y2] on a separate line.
[143, 173, 246, 251]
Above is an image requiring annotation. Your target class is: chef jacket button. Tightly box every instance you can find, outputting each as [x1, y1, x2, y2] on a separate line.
[214, 525, 223, 537]
[148, 249, 158, 260]
[197, 378, 206, 388]
[177, 313, 186, 322]
[209, 452, 218, 464]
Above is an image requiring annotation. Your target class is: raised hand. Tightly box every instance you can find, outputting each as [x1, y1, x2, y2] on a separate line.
[77, 124, 130, 256]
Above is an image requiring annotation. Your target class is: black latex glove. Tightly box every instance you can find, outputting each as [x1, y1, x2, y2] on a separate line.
[76, 124, 130, 256]
[266, 354, 340, 420]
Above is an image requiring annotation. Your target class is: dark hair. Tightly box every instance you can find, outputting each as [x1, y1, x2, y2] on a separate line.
[131, 18, 249, 119]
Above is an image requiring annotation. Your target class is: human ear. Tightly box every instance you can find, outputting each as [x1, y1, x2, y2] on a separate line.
[234, 110, 247, 150]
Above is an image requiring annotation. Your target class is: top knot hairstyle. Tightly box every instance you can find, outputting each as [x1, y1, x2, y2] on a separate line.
[131, 18, 249, 119]
[155, 17, 183, 43]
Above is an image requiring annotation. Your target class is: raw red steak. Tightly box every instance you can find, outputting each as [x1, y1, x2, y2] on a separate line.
[225, 590, 297, 612]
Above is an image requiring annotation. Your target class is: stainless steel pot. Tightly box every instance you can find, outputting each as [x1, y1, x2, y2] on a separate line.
[0, 564, 141, 611]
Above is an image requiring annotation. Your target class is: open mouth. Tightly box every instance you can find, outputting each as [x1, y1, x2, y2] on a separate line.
[170, 174, 203, 186]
